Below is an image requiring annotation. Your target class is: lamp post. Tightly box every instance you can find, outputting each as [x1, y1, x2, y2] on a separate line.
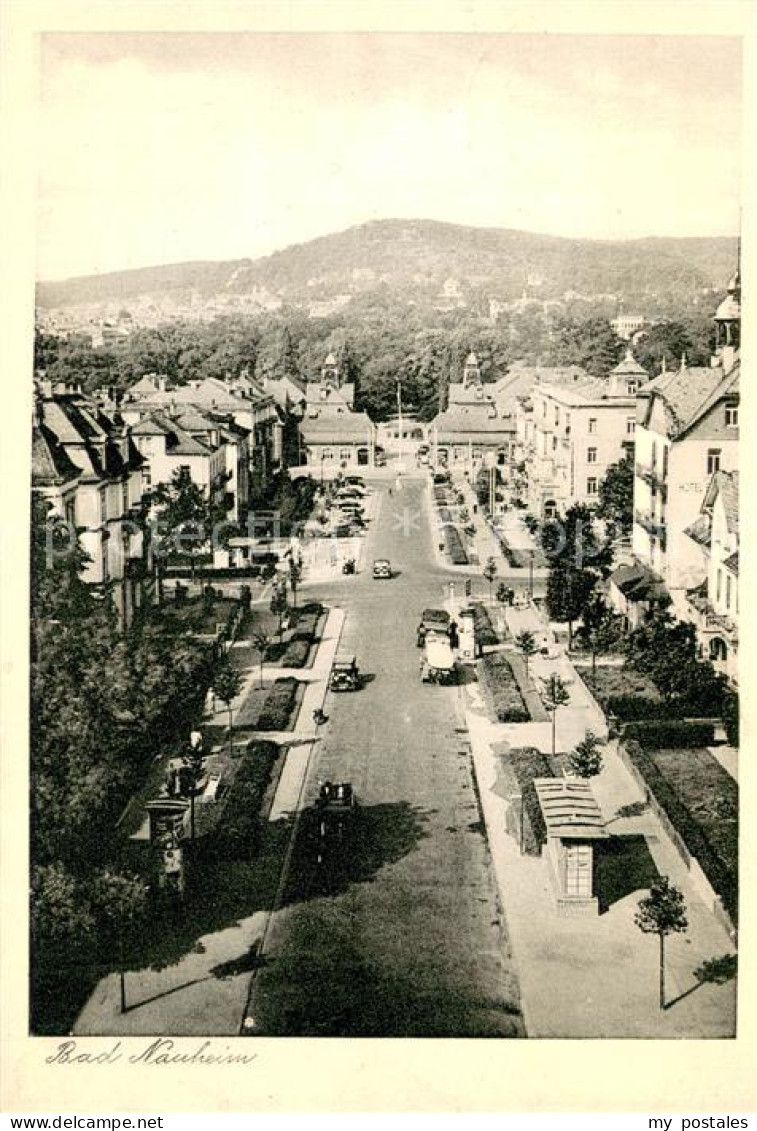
[320, 451, 326, 487]
[528, 548, 534, 600]
[397, 379, 404, 472]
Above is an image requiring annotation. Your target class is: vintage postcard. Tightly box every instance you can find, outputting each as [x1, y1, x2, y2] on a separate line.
[2, 0, 755, 1115]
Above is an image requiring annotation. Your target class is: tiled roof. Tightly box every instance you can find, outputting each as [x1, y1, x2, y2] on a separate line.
[32, 423, 81, 486]
[174, 407, 219, 433]
[643, 363, 739, 438]
[610, 348, 648, 377]
[300, 413, 375, 443]
[723, 551, 739, 575]
[703, 469, 739, 535]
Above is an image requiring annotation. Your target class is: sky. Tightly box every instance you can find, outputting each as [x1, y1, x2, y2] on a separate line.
[36, 33, 743, 280]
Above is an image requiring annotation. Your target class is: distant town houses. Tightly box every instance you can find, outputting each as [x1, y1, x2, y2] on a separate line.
[426, 351, 516, 472]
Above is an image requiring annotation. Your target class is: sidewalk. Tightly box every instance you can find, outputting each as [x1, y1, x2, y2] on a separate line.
[464, 600, 737, 1037]
[74, 608, 346, 1036]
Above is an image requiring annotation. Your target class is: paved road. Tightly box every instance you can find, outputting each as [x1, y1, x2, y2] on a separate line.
[245, 478, 523, 1036]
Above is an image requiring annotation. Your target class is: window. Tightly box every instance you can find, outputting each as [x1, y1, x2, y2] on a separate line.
[626, 417, 636, 435]
[565, 413, 571, 436]
[627, 380, 638, 395]
[339, 448, 351, 461]
[142, 465, 151, 486]
[662, 447, 668, 479]
[651, 441, 657, 469]
[322, 448, 334, 461]
[541, 400, 547, 418]
[100, 490, 107, 524]
[586, 477, 598, 496]
[725, 402, 738, 427]
[588, 418, 597, 434]
[707, 449, 721, 475]
[726, 573, 732, 610]
[554, 406, 560, 426]
[587, 447, 597, 463]
[716, 568, 722, 602]
[552, 436, 558, 451]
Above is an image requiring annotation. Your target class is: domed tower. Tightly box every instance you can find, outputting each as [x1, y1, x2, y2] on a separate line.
[321, 352, 340, 388]
[462, 350, 481, 388]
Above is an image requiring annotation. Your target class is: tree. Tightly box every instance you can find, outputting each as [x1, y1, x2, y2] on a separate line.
[151, 466, 212, 583]
[635, 877, 688, 1009]
[270, 584, 288, 641]
[483, 557, 498, 602]
[89, 870, 149, 1014]
[541, 673, 571, 757]
[211, 660, 243, 756]
[578, 592, 623, 684]
[568, 730, 604, 778]
[252, 630, 272, 689]
[543, 503, 612, 646]
[515, 630, 537, 680]
[288, 557, 303, 608]
[597, 454, 635, 537]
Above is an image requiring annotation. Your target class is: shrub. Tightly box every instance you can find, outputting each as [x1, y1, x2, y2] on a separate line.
[606, 694, 670, 721]
[503, 746, 552, 854]
[279, 639, 310, 668]
[623, 720, 716, 748]
[480, 653, 529, 723]
[624, 740, 737, 921]
[471, 602, 498, 648]
[443, 525, 468, 565]
[257, 678, 300, 731]
[215, 740, 279, 859]
[723, 690, 739, 746]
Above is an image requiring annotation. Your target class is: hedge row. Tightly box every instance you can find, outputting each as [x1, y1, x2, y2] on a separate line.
[480, 653, 529, 723]
[503, 747, 552, 854]
[212, 740, 280, 859]
[471, 602, 499, 648]
[257, 677, 300, 731]
[443, 525, 468, 566]
[607, 694, 702, 721]
[623, 720, 716, 748]
[623, 739, 737, 922]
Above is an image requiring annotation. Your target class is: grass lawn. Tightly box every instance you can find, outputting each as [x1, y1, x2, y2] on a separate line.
[160, 596, 239, 635]
[594, 835, 660, 914]
[647, 747, 738, 876]
[573, 663, 660, 706]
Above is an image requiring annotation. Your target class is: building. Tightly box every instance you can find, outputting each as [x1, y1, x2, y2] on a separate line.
[129, 410, 229, 517]
[121, 373, 284, 496]
[298, 353, 376, 471]
[683, 470, 739, 684]
[427, 352, 517, 473]
[610, 314, 647, 341]
[611, 268, 740, 628]
[519, 351, 642, 518]
[32, 391, 151, 629]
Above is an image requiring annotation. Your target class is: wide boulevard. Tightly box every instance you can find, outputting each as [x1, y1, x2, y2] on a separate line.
[246, 476, 524, 1036]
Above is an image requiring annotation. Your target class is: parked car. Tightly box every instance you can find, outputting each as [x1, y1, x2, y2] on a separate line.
[372, 558, 392, 579]
[329, 654, 361, 692]
[416, 607, 451, 647]
[315, 781, 357, 862]
[344, 476, 365, 487]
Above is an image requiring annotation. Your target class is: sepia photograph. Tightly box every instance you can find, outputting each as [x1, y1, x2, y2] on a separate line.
[22, 12, 745, 1064]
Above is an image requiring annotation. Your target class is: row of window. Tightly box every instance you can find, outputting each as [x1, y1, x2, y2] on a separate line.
[715, 566, 737, 613]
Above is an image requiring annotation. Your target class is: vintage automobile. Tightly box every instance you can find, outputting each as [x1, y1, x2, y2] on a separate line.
[420, 631, 456, 685]
[315, 780, 356, 861]
[372, 558, 392, 580]
[416, 607, 451, 647]
[329, 653, 361, 692]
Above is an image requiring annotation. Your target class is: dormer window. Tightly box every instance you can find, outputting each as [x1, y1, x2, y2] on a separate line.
[320, 388, 328, 400]
[627, 380, 638, 394]
[725, 402, 738, 427]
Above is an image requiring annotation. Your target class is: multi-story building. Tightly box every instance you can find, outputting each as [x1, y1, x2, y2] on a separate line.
[520, 351, 641, 519]
[32, 391, 151, 629]
[121, 373, 284, 495]
[298, 353, 376, 471]
[128, 410, 228, 516]
[683, 470, 739, 684]
[610, 267, 740, 627]
[427, 352, 517, 473]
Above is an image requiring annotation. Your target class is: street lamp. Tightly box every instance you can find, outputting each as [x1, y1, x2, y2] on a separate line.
[528, 548, 534, 601]
[397, 379, 404, 472]
[320, 451, 326, 486]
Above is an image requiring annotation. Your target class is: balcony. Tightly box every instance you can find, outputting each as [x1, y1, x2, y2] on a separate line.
[635, 461, 667, 495]
[634, 508, 667, 544]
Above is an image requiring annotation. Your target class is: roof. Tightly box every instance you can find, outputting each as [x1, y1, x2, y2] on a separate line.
[641, 362, 739, 439]
[430, 406, 515, 442]
[32, 422, 81, 487]
[684, 514, 712, 547]
[533, 778, 608, 840]
[610, 560, 669, 603]
[715, 294, 740, 321]
[723, 550, 739, 575]
[701, 469, 739, 536]
[610, 348, 648, 377]
[299, 413, 375, 443]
